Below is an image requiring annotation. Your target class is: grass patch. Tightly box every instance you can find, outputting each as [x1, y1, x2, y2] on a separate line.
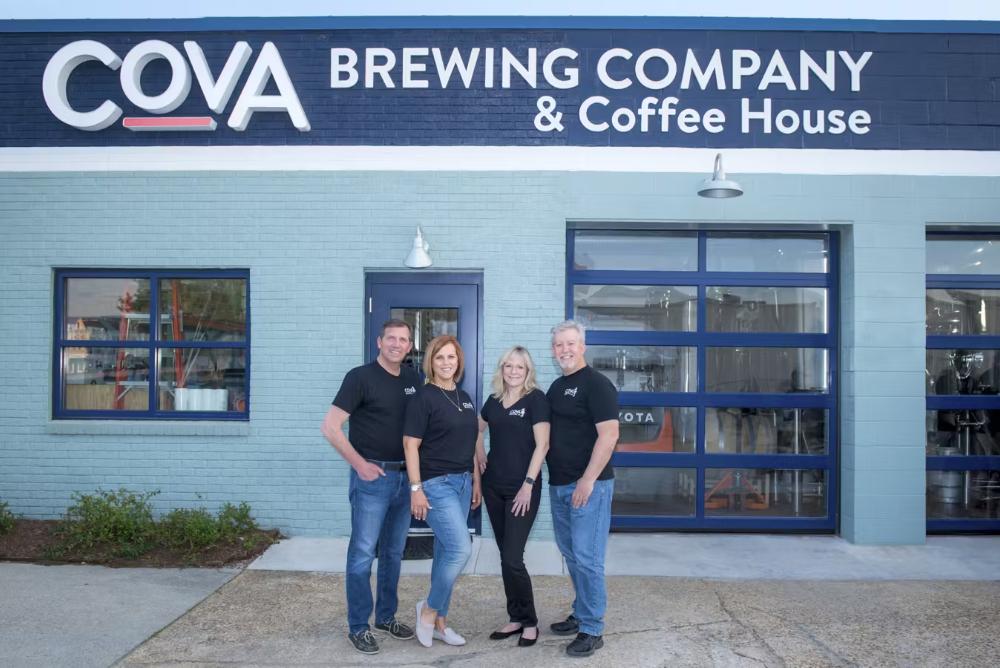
[0, 501, 15, 536]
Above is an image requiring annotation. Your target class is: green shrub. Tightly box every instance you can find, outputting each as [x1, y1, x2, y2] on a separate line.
[56, 488, 157, 559]
[0, 501, 15, 536]
[217, 502, 258, 542]
[159, 507, 220, 553]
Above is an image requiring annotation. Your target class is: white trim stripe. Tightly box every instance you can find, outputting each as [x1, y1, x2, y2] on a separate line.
[0, 146, 998, 176]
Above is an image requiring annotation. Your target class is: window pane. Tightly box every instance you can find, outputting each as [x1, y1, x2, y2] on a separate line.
[586, 345, 696, 392]
[926, 350, 1000, 395]
[573, 285, 696, 331]
[707, 286, 827, 333]
[612, 467, 696, 516]
[573, 231, 697, 271]
[706, 408, 828, 455]
[63, 347, 149, 410]
[160, 279, 247, 342]
[65, 278, 150, 341]
[160, 348, 247, 412]
[926, 289, 1000, 336]
[926, 410, 1000, 456]
[390, 307, 458, 373]
[705, 468, 826, 517]
[927, 237, 1000, 275]
[618, 406, 695, 453]
[707, 348, 829, 393]
[927, 470, 1000, 519]
[706, 233, 828, 273]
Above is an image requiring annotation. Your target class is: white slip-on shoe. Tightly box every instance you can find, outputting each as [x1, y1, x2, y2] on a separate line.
[415, 600, 434, 648]
[432, 627, 466, 646]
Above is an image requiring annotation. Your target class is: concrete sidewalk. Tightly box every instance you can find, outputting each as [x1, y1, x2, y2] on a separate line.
[251, 533, 1000, 580]
[0, 563, 236, 668]
[5, 534, 1000, 667]
[119, 571, 1000, 667]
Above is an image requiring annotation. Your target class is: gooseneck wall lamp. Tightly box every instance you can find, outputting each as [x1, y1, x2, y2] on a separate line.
[404, 226, 433, 268]
[697, 153, 744, 198]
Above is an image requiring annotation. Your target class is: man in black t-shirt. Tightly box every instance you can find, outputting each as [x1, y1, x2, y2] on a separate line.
[545, 320, 619, 658]
[321, 319, 420, 655]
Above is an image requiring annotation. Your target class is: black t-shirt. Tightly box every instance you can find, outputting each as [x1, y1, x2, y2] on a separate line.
[404, 384, 479, 481]
[332, 361, 420, 461]
[481, 388, 550, 489]
[546, 365, 618, 486]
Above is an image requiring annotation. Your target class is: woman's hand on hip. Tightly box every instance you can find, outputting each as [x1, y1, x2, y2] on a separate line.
[411, 489, 431, 520]
[511, 482, 533, 517]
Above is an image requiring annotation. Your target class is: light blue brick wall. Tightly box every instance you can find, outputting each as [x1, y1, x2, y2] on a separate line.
[2, 170, 1000, 544]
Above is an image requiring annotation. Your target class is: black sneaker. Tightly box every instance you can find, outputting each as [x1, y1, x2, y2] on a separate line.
[375, 618, 415, 640]
[549, 614, 579, 636]
[348, 628, 379, 654]
[565, 632, 604, 658]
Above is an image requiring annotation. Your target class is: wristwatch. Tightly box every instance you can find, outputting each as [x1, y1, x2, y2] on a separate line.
[523, 476, 535, 486]
[410, 482, 422, 492]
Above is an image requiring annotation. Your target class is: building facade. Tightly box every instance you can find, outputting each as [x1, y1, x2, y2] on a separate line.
[1, 16, 999, 544]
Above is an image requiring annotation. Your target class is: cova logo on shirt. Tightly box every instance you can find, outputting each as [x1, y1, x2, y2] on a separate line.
[462, 401, 475, 409]
[509, 408, 526, 418]
[564, 387, 578, 397]
[404, 386, 417, 395]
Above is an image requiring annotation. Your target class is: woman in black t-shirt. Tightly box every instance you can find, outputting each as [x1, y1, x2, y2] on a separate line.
[404, 335, 481, 648]
[475, 345, 550, 646]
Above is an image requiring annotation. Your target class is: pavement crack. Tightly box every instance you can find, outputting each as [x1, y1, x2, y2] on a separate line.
[741, 604, 858, 668]
[714, 589, 787, 668]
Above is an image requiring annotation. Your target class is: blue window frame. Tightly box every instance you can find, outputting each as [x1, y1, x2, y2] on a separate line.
[568, 229, 838, 531]
[926, 234, 1000, 532]
[53, 269, 250, 420]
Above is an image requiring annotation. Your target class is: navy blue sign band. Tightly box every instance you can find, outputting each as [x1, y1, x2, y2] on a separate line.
[2, 27, 997, 149]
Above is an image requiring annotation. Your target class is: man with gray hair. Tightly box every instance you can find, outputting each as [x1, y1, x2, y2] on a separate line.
[545, 320, 619, 658]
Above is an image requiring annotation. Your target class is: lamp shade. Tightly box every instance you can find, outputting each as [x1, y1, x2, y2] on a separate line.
[698, 153, 744, 198]
[404, 226, 433, 268]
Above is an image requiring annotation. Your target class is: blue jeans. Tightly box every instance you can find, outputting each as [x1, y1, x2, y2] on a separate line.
[550, 478, 614, 636]
[346, 465, 412, 634]
[422, 472, 473, 618]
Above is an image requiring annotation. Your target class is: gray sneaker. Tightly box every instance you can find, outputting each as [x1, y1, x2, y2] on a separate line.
[375, 618, 415, 640]
[566, 632, 604, 657]
[348, 628, 379, 654]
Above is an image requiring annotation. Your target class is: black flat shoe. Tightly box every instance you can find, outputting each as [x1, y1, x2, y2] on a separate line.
[518, 628, 538, 647]
[489, 626, 523, 640]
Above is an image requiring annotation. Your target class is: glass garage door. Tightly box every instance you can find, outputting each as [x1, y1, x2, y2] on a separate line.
[568, 229, 837, 531]
[926, 235, 1000, 532]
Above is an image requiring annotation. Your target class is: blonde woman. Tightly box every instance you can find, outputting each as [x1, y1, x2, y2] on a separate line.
[404, 335, 482, 648]
[475, 346, 550, 647]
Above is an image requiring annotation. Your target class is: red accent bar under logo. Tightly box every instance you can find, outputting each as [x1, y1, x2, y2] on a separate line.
[123, 117, 217, 132]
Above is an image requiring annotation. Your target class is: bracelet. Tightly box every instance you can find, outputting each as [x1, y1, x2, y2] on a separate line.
[523, 476, 535, 486]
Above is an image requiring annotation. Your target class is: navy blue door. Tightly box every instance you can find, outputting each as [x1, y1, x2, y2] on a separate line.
[365, 272, 483, 534]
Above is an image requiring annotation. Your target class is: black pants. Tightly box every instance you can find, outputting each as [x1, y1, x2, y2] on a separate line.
[483, 479, 541, 626]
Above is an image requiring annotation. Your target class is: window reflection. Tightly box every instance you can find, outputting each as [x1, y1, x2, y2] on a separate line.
[63, 347, 149, 411]
[573, 231, 697, 271]
[618, 406, 695, 453]
[707, 286, 827, 333]
[927, 469, 1000, 519]
[574, 285, 696, 331]
[65, 278, 150, 341]
[926, 289, 1000, 336]
[927, 237, 1000, 275]
[706, 233, 828, 273]
[160, 348, 247, 412]
[706, 408, 827, 455]
[705, 468, 826, 517]
[926, 350, 1000, 396]
[707, 348, 828, 393]
[160, 279, 247, 342]
[612, 467, 696, 516]
[586, 345, 695, 393]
